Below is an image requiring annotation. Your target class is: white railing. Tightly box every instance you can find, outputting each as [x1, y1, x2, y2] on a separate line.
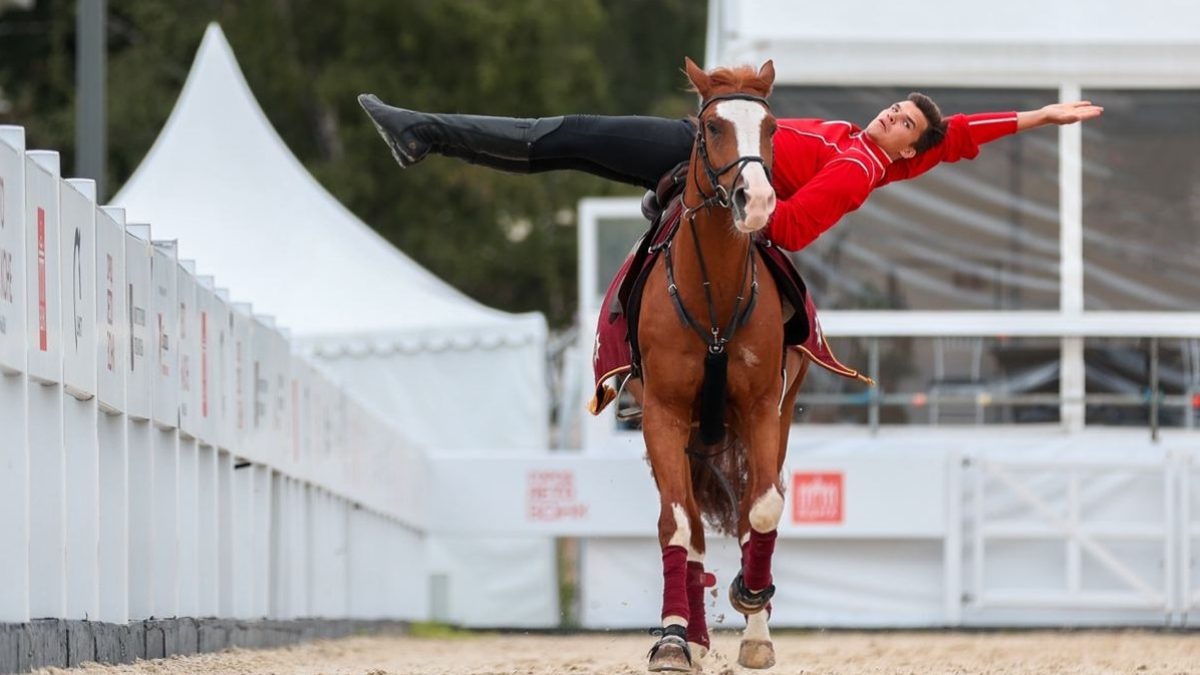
[0, 126, 428, 626]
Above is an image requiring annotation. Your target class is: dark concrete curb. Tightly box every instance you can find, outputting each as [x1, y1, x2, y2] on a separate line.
[0, 618, 408, 674]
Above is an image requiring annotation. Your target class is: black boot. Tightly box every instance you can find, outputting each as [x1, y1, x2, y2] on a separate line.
[357, 93, 563, 171]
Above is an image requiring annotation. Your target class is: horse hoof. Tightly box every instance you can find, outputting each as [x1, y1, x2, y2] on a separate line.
[647, 642, 692, 672]
[737, 640, 776, 669]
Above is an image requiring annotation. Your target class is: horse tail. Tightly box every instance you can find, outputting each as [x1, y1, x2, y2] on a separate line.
[687, 430, 747, 537]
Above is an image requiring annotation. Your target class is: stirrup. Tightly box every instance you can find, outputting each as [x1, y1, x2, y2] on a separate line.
[614, 373, 642, 421]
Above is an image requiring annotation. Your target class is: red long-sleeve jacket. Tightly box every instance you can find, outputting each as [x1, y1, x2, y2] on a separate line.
[764, 112, 1019, 251]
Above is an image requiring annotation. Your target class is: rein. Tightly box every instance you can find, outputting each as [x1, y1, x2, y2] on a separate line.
[660, 91, 771, 358]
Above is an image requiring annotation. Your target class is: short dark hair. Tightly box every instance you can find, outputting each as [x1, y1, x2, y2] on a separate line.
[907, 92, 946, 154]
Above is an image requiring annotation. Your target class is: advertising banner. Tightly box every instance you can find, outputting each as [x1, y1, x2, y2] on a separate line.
[0, 128, 25, 374]
[24, 152, 60, 384]
[125, 226, 152, 420]
[177, 261, 199, 438]
[95, 207, 126, 413]
[150, 241, 179, 429]
[60, 180, 97, 399]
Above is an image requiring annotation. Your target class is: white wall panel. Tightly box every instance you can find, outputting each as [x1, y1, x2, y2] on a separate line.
[177, 261, 198, 438]
[0, 127, 24, 374]
[24, 152, 60, 384]
[124, 226, 152, 420]
[150, 241, 179, 428]
[60, 181, 96, 399]
[232, 303, 252, 456]
[212, 288, 232, 450]
[61, 180, 99, 622]
[0, 126, 27, 623]
[195, 275, 216, 446]
[95, 207, 126, 413]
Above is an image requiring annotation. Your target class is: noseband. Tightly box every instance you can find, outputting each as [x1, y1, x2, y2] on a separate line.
[691, 93, 773, 211]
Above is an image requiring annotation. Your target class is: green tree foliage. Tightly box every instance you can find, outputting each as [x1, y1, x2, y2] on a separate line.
[0, 0, 706, 327]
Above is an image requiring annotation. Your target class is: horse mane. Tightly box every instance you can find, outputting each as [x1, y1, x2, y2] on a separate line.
[689, 64, 773, 98]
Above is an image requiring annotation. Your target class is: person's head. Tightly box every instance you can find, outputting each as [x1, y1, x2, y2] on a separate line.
[865, 92, 945, 159]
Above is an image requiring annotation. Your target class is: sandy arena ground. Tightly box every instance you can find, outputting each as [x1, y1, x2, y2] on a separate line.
[32, 630, 1200, 675]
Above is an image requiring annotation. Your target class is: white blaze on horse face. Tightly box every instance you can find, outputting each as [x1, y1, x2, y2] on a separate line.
[748, 487, 784, 533]
[715, 100, 775, 233]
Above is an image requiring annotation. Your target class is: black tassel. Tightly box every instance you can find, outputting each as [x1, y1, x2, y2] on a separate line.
[699, 349, 728, 445]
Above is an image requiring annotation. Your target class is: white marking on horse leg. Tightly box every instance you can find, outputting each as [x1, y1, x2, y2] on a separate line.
[667, 502, 691, 549]
[778, 365, 788, 413]
[743, 609, 771, 641]
[669, 503, 705, 561]
[663, 614, 687, 628]
[748, 487, 784, 533]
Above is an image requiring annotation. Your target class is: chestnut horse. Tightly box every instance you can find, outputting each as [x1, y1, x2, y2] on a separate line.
[639, 58, 807, 672]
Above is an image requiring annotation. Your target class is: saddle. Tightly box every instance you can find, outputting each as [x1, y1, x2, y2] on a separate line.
[589, 166, 871, 415]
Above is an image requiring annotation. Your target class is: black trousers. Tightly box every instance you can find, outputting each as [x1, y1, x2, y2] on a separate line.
[528, 115, 695, 190]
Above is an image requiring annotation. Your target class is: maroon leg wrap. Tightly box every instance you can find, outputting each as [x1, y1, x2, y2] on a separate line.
[685, 561, 711, 649]
[661, 545, 690, 622]
[741, 528, 778, 592]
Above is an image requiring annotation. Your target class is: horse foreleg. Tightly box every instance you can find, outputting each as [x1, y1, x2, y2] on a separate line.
[730, 402, 785, 670]
[643, 400, 701, 673]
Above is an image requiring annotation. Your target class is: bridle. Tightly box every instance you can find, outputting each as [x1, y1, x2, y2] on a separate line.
[687, 92, 773, 213]
[656, 91, 774, 361]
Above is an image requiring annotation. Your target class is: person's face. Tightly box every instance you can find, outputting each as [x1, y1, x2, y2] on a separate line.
[865, 100, 928, 159]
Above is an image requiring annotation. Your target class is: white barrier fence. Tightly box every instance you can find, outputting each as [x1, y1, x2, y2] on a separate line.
[433, 430, 1200, 628]
[0, 126, 428, 626]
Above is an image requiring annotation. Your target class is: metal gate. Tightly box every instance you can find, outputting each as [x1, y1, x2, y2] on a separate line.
[963, 451, 1187, 623]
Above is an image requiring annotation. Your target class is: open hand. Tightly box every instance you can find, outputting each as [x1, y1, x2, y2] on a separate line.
[1041, 101, 1104, 125]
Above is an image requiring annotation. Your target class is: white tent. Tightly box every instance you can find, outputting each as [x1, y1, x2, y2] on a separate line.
[113, 24, 548, 453]
[114, 24, 558, 627]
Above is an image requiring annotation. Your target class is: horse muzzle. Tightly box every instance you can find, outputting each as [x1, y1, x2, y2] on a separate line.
[731, 166, 775, 234]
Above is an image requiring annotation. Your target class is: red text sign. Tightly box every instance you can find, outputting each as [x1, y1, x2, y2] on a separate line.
[791, 472, 843, 524]
[527, 470, 588, 522]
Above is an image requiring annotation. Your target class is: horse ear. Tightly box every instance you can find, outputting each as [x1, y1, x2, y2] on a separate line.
[684, 56, 710, 98]
[758, 59, 776, 95]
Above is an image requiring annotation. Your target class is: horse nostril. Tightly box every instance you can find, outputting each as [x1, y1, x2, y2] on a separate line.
[733, 187, 748, 212]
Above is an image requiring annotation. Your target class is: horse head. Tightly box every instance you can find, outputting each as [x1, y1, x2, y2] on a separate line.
[684, 57, 777, 234]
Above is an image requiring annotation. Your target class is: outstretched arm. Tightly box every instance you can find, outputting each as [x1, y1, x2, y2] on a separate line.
[887, 100, 1104, 183]
[1017, 100, 1104, 131]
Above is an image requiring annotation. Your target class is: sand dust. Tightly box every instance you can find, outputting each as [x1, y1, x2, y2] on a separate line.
[32, 630, 1200, 675]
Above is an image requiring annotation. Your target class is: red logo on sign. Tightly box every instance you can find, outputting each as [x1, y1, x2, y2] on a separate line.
[791, 472, 843, 523]
[37, 207, 46, 351]
[527, 470, 588, 522]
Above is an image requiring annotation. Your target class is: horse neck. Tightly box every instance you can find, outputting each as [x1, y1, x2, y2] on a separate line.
[676, 161, 754, 311]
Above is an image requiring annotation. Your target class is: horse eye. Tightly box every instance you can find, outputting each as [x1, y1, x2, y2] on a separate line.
[705, 121, 721, 136]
